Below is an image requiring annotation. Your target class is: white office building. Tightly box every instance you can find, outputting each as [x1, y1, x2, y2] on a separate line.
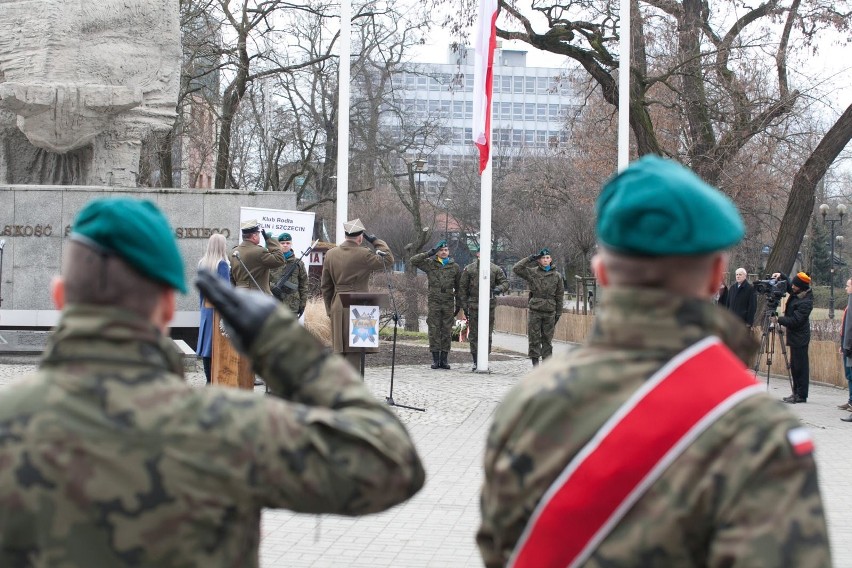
[393, 46, 579, 198]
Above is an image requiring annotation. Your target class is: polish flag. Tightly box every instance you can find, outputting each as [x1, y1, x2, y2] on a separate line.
[472, 0, 498, 175]
[786, 427, 815, 456]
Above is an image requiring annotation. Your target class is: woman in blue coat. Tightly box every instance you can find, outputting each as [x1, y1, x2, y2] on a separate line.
[196, 234, 230, 383]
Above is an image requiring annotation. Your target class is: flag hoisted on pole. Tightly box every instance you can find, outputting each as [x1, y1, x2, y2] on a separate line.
[472, 0, 498, 372]
[472, 0, 498, 174]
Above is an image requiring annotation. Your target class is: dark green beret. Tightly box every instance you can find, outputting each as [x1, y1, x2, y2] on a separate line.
[436, 240, 448, 249]
[71, 198, 187, 293]
[278, 232, 292, 242]
[538, 248, 551, 257]
[596, 156, 744, 256]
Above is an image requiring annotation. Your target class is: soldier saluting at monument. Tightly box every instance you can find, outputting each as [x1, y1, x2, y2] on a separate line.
[230, 219, 285, 294]
[513, 247, 564, 367]
[321, 219, 393, 371]
[0, 198, 425, 566]
[410, 239, 462, 370]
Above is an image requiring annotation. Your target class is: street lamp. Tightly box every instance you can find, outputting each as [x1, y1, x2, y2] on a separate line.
[413, 158, 427, 200]
[820, 202, 847, 319]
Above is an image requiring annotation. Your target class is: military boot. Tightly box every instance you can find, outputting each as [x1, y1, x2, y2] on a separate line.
[471, 352, 477, 371]
[531, 358, 539, 367]
[439, 351, 451, 370]
[431, 351, 441, 369]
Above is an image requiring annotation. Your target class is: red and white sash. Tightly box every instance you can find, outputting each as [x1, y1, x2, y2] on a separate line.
[508, 336, 764, 568]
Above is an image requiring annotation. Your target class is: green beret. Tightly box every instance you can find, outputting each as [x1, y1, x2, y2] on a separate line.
[436, 240, 448, 249]
[278, 232, 292, 242]
[538, 248, 551, 257]
[596, 156, 744, 256]
[71, 198, 187, 293]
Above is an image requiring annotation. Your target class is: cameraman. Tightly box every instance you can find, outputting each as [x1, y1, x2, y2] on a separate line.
[771, 271, 814, 403]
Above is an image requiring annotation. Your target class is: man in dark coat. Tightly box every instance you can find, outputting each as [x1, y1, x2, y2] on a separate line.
[724, 267, 757, 326]
[772, 271, 814, 403]
[270, 232, 309, 318]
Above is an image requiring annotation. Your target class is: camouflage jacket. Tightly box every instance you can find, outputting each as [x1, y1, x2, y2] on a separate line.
[270, 252, 309, 314]
[410, 252, 462, 309]
[0, 304, 424, 567]
[460, 260, 509, 312]
[478, 287, 830, 568]
[512, 257, 564, 313]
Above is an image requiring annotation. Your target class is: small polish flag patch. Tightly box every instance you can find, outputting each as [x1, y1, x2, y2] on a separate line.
[787, 427, 814, 456]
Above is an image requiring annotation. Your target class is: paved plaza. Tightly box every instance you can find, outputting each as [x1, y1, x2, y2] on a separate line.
[1, 334, 850, 567]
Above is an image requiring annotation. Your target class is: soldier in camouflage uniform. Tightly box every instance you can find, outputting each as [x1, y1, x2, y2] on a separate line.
[410, 239, 462, 370]
[478, 156, 830, 567]
[0, 198, 424, 567]
[512, 247, 564, 367]
[269, 232, 309, 317]
[460, 249, 509, 371]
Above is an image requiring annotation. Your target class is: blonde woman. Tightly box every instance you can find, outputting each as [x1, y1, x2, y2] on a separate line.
[196, 233, 230, 383]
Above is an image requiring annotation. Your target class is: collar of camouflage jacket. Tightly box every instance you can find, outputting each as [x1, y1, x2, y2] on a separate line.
[589, 287, 758, 365]
[40, 304, 185, 379]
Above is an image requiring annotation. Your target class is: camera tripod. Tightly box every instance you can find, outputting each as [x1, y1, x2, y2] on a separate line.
[752, 307, 794, 393]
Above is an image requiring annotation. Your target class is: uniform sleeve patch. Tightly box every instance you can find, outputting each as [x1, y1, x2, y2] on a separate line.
[787, 427, 815, 456]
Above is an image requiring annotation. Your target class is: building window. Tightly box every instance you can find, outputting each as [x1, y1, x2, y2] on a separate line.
[537, 76, 550, 94]
[502, 75, 512, 93]
[465, 100, 473, 119]
[549, 104, 560, 119]
[417, 76, 428, 90]
[493, 74, 501, 93]
[537, 104, 547, 120]
[501, 102, 511, 120]
[453, 100, 464, 119]
[440, 100, 451, 118]
[525, 103, 535, 121]
[465, 74, 474, 92]
[512, 129, 522, 145]
[525, 130, 535, 145]
[513, 102, 523, 120]
[526, 76, 536, 94]
[513, 76, 524, 93]
[464, 128, 473, 143]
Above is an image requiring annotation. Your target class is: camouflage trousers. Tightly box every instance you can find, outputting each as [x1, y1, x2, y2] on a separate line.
[528, 310, 557, 359]
[468, 306, 496, 355]
[427, 302, 455, 352]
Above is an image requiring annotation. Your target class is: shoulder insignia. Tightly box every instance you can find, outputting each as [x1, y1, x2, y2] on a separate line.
[787, 427, 814, 456]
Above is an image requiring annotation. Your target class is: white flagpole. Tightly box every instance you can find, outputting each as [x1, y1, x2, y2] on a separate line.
[617, 0, 631, 171]
[335, 0, 351, 243]
[476, 129, 494, 372]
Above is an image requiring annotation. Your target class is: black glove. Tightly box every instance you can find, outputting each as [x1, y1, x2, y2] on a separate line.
[196, 269, 278, 354]
[364, 233, 377, 244]
[427, 248, 439, 257]
[492, 287, 502, 296]
[529, 254, 541, 261]
[262, 229, 272, 241]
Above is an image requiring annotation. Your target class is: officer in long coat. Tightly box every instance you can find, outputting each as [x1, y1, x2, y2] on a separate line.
[513, 247, 564, 366]
[459, 249, 509, 371]
[230, 219, 285, 294]
[0, 198, 424, 566]
[321, 219, 393, 371]
[478, 156, 830, 567]
[269, 232, 309, 317]
[410, 239, 462, 370]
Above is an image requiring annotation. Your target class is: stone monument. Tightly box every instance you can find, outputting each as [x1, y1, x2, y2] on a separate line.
[0, 0, 181, 186]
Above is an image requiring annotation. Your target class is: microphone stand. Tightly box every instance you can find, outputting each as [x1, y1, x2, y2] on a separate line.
[232, 250, 263, 291]
[379, 251, 425, 412]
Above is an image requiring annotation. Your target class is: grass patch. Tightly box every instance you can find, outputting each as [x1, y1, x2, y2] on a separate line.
[379, 329, 429, 341]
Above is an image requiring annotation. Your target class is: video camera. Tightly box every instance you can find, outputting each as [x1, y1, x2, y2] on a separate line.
[753, 275, 787, 309]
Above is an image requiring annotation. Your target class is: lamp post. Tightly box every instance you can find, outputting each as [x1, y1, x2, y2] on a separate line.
[820, 202, 846, 319]
[413, 158, 427, 200]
